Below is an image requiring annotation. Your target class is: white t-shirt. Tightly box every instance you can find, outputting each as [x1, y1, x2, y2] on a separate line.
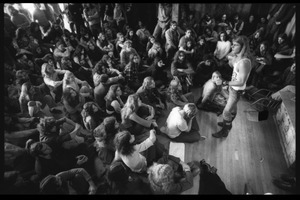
[215, 40, 231, 60]
[166, 107, 188, 138]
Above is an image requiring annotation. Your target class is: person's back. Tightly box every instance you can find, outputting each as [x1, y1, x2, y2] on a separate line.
[94, 82, 109, 109]
[166, 107, 185, 138]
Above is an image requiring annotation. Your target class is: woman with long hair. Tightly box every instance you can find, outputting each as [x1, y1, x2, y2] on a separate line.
[166, 78, 191, 108]
[146, 57, 168, 88]
[93, 116, 119, 167]
[170, 50, 194, 93]
[81, 101, 105, 132]
[104, 84, 124, 121]
[96, 32, 114, 54]
[115, 32, 125, 54]
[123, 53, 149, 91]
[213, 31, 232, 68]
[136, 76, 166, 115]
[112, 129, 156, 173]
[41, 62, 68, 103]
[19, 81, 57, 117]
[62, 87, 85, 124]
[120, 94, 157, 141]
[62, 71, 93, 100]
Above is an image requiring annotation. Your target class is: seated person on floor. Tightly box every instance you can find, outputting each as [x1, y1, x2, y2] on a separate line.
[160, 103, 206, 143]
[120, 94, 157, 143]
[147, 155, 199, 194]
[39, 168, 97, 194]
[171, 50, 195, 93]
[107, 159, 152, 194]
[196, 71, 228, 115]
[136, 76, 167, 116]
[112, 129, 157, 174]
[166, 78, 192, 108]
[194, 54, 217, 87]
[262, 60, 295, 91]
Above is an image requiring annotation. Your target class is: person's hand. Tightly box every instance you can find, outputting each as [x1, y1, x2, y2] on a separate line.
[88, 185, 97, 195]
[223, 80, 229, 86]
[145, 115, 153, 120]
[76, 155, 88, 165]
[36, 101, 42, 108]
[151, 120, 158, 127]
[149, 129, 157, 142]
[180, 161, 191, 172]
[158, 102, 165, 110]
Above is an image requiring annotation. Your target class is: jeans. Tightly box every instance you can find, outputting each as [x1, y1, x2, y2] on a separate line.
[222, 86, 243, 122]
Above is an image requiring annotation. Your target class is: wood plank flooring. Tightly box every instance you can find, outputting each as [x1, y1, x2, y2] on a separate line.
[156, 87, 292, 195]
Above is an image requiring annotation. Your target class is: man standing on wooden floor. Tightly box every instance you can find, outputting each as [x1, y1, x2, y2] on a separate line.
[212, 35, 252, 138]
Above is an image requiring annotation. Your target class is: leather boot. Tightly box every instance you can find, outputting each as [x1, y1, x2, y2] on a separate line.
[217, 113, 236, 129]
[213, 120, 231, 138]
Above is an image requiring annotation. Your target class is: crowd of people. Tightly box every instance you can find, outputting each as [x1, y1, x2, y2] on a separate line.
[4, 3, 295, 194]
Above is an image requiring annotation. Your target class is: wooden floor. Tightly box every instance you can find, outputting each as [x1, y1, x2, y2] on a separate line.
[156, 87, 292, 195]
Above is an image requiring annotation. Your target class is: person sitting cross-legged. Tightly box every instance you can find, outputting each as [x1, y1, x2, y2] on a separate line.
[160, 103, 206, 143]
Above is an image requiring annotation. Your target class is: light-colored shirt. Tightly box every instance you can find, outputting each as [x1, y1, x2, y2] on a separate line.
[214, 40, 231, 60]
[165, 107, 188, 138]
[231, 58, 251, 91]
[117, 137, 154, 173]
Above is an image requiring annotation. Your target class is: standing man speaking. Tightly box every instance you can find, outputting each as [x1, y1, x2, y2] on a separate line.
[212, 35, 252, 138]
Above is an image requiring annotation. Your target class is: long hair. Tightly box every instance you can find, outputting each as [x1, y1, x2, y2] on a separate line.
[81, 102, 102, 126]
[129, 53, 140, 65]
[103, 116, 118, 142]
[20, 82, 31, 100]
[218, 31, 228, 41]
[233, 35, 253, 61]
[105, 84, 119, 102]
[121, 94, 139, 122]
[141, 76, 153, 90]
[62, 87, 80, 108]
[63, 71, 76, 86]
[173, 50, 186, 63]
[113, 131, 134, 156]
[147, 163, 174, 194]
[94, 116, 118, 147]
[167, 79, 181, 94]
[41, 63, 54, 78]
